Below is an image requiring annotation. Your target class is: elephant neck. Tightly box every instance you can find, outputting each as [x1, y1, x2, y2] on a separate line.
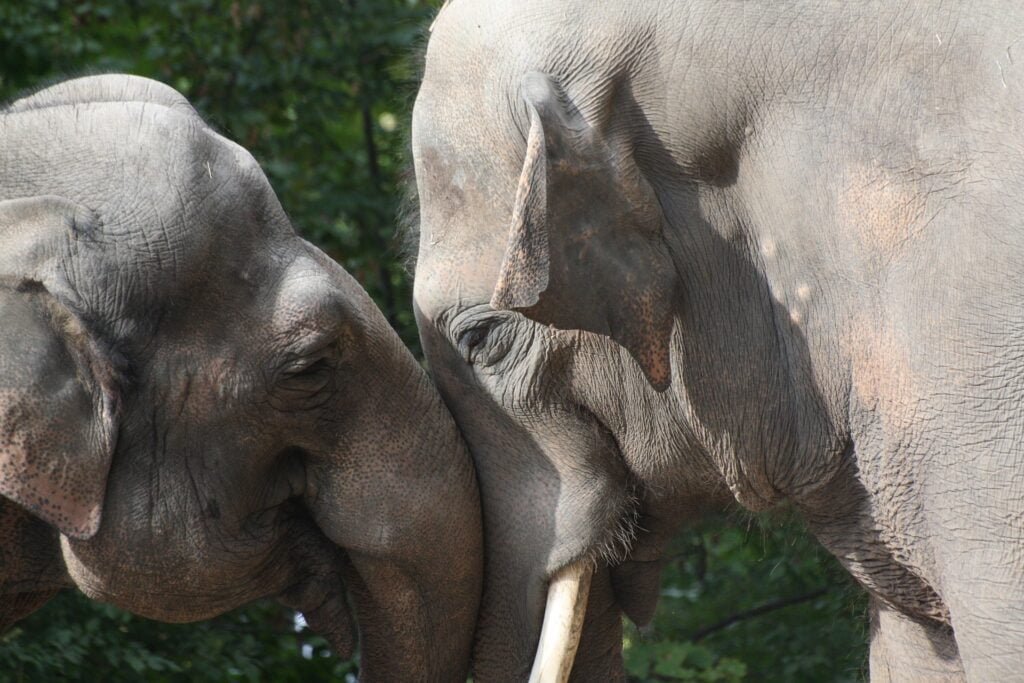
[639, 4, 957, 511]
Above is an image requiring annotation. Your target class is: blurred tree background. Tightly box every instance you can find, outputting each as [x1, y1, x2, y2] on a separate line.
[0, 1, 868, 680]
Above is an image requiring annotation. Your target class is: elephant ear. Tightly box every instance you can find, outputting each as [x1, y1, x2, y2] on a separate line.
[0, 196, 119, 539]
[490, 72, 678, 390]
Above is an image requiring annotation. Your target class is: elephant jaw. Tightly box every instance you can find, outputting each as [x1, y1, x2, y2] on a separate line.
[529, 559, 594, 683]
[58, 535, 250, 621]
[58, 522, 357, 655]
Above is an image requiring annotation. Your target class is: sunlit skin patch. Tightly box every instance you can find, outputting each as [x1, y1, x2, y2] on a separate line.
[838, 163, 928, 265]
[844, 316, 921, 438]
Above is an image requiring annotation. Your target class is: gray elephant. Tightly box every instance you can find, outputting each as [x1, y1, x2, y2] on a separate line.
[0, 74, 482, 680]
[412, 1, 1024, 680]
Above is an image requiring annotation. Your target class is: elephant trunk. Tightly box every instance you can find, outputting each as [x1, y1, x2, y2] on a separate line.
[471, 551, 625, 682]
[305, 355, 483, 680]
[345, 550, 479, 680]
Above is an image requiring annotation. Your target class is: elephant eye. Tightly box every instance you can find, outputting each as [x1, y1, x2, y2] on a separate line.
[285, 356, 333, 382]
[456, 325, 491, 365]
[455, 319, 513, 368]
[275, 352, 337, 410]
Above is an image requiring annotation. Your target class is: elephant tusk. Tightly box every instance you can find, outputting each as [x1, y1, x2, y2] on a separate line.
[528, 559, 594, 683]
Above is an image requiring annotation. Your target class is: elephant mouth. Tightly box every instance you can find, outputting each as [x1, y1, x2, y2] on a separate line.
[590, 493, 641, 565]
[529, 526, 648, 682]
[59, 499, 357, 658]
[297, 592, 356, 660]
[267, 504, 358, 660]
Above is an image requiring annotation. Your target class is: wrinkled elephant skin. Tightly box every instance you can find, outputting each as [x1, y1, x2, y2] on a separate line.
[0, 75, 482, 681]
[413, 2, 1024, 680]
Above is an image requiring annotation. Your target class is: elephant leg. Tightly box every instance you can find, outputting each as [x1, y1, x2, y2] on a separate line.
[869, 600, 964, 682]
[941, 574, 1024, 679]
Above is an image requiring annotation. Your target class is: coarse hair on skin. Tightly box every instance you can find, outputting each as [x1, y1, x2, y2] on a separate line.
[0, 69, 100, 113]
[396, 0, 471, 276]
[396, 163, 422, 275]
[5, 69, 181, 115]
[395, 23, 435, 277]
[0, 69, 236, 144]
[595, 492, 641, 566]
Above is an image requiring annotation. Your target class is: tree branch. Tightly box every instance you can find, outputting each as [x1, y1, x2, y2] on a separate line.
[688, 586, 831, 643]
[360, 100, 398, 328]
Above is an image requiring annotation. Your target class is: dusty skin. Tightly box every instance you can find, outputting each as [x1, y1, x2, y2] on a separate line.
[0, 74, 482, 681]
[413, 1, 1024, 680]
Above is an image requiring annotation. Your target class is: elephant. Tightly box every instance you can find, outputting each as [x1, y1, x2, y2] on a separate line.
[411, 1, 1024, 680]
[0, 74, 482, 680]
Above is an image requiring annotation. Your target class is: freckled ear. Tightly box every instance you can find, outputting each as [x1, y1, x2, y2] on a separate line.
[490, 80, 550, 311]
[490, 72, 677, 390]
[0, 197, 118, 539]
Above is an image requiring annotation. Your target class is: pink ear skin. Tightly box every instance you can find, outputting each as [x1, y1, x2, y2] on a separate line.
[491, 72, 676, 391]
[0, 197, 117, 540]
[490, 94, 551, 312]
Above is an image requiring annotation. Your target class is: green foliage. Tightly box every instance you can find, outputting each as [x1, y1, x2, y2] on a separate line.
[0, 0, 435, 679]
[0, 593, 353, 682]
[0, 2, 869, 681]
[624, 512, 868, 682]
[625, 639, 747, 682]
[0, 0, 433, 347]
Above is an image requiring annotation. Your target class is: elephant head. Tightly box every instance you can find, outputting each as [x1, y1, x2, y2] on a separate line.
[0, 75, 482, 680]
[412, 2, 857, 679]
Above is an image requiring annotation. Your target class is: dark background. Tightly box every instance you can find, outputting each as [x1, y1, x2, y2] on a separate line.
[0, 2, 868, 680]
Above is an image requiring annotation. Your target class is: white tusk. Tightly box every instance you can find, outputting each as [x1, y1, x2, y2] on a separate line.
[528, 560, 594, 683]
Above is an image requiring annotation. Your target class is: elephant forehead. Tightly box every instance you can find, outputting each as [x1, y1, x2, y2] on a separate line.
[412, 141, 518, 320]
[412, 106, 519, 236]
[2, 101, 284, 247]
[3, 101, 295, 319]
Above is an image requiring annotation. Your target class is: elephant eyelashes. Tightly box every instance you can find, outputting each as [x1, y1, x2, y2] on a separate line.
[285, 356, 334, 383]
[456, 326, 491, 365]
[454, 319, 514, 368]
[276, 356, 337, 409]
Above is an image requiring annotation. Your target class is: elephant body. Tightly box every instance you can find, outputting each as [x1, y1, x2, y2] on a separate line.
[0, 75, 481, 680]
[413, 1, 1024, 679]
